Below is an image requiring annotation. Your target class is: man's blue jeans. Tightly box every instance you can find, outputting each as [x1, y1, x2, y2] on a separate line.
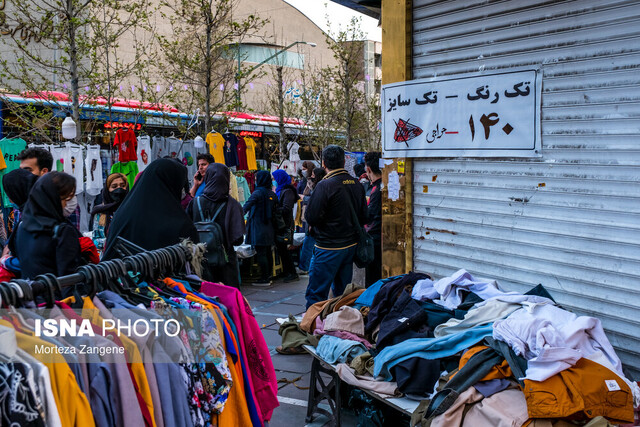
[298, 235, 315, 272]
[305, 245, 357, 309]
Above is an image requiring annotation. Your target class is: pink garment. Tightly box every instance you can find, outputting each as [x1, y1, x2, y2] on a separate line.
[200, 281, 279, 422]
[314, 317, 373, 349]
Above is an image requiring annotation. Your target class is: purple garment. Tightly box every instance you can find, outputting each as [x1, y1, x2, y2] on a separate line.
[473, 379, 511, 398]
[313, 317, 373, 349]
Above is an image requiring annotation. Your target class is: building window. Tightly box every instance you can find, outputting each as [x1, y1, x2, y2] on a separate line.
[237, 44, 305, 70]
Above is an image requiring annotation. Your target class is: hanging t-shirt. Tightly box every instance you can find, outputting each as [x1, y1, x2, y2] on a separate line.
[0, 138, 27, 208]
[113, 128, 138, 162]
[222, 133, 239, 168]
[111, 161, 139, 189]
[85, 145, 103, 196]
[51, 145, 65, 171]
[244, 137, 258, 171]
[236, 176, 251, 205]
[152, 135, 167, 159]
[229, 169, 239, 200]
[207, 132, 225, 164]
[166, 137, 182, 158]
[180, 140, 197, 178]
[0, 148, 7, 171]
[63, 142, 84, 194]
[288, 141, 300, 162]
[236, 136, 249, 171]
[137, 135, 152, 172]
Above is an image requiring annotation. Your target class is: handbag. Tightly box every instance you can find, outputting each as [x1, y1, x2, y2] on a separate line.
[345, 188, 374, 268]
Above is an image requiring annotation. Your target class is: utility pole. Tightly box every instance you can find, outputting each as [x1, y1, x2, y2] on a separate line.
[277, 66, 286, 162]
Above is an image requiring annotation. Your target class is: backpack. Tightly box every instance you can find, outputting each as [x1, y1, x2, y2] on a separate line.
[194, 197, 228, 267]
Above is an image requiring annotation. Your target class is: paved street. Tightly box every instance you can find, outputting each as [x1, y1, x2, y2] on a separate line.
[241, 276, 359, 427]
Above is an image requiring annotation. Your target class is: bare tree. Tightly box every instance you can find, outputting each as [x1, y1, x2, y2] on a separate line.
[0, 0, 154, 141]
[158, 0, 266, 134]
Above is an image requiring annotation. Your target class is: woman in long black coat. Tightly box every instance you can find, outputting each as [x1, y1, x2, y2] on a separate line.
[243, 170, 278, 285]
[272, 169, 299, 282]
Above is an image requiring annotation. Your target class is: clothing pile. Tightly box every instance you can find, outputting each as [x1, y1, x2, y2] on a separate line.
[290, 269, 640, 427]
[0, 278, 278, 427]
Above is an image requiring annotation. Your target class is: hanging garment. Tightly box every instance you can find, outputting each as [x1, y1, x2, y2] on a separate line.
[166, 137, 182, 158]
[152, 136, 167, 159]
[0, 138, 27, 207]
[287, 141, 300, 162]
[137, 135, 152, 172]
[180, 140, 197, 178]
[229, 169, 239, 200]
[207, 132, 225, 164]
[85, 144, 103, 196]
[50, 145, 65, 172]
[236, 136, 249, 170]
[244, 171, 256, 192]
[200, 281, 279, 423]
[222, 133, 239, 167]
[244, 137, 258, 170]
[111, 161, 139, 189]
[63, 142, 85, 194]
[114, 128, 138, 162]
[236, 176, 251, 205]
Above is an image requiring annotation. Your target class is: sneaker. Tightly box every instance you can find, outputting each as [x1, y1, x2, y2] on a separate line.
[296, 267, 309, 276]
[282, 273, 299, 283]
[252, 280, 272, 287]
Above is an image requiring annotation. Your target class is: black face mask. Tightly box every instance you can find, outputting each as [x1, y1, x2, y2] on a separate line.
[110, 187, 128, 203]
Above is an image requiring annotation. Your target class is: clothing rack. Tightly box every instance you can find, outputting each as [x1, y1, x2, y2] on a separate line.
[0, 242, 192, 306]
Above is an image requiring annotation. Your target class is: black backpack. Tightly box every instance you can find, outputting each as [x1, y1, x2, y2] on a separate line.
[194, 197, 228, 267]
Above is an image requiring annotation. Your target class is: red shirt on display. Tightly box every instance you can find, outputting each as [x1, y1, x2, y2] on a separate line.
[114, 128, 138, 162]
[236, 136, 249, 170]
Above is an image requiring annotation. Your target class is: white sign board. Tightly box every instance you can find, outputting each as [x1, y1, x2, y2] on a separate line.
[382, 69, 541, 158]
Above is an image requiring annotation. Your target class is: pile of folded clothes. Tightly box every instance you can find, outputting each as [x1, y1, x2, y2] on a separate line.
[281, 270, 640, 427]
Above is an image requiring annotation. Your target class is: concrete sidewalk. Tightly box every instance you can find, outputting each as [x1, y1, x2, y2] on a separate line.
[241, 276, 358, 426]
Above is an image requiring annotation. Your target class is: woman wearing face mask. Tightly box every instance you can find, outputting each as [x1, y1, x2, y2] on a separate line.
[90, 173, 129, 251]
[15, 171, 83, 279]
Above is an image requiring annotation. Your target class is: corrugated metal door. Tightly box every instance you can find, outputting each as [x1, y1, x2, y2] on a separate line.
[411, 0, 640, 378]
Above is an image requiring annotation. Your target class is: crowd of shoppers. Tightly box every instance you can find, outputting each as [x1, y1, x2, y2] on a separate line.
[0, 144, 384, 298]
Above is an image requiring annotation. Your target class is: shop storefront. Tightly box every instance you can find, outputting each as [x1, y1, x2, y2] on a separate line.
[382, 0, 640, 378]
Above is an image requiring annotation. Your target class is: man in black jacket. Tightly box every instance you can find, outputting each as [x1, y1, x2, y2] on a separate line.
[364, 151, 383, 287]
[305, 145, 367, 308]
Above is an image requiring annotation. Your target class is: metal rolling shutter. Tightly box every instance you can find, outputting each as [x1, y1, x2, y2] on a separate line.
[411, 0, 640, 378]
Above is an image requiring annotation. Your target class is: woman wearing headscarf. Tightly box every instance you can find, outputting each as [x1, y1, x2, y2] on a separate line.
[186, 163, 245, 287]
[272, 169, 299, 282]
[243, 170, 277, 285]
[102, 158, 199, 260]
[298, 167, 326, 273]
[15, 172, 82, 279]
[90, 173, 129, 252]
[2, 168, 38, 252]
[0, 169, 39, 277]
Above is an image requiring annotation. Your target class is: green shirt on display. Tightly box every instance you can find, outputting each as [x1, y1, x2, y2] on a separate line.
[0, 138, 28, 208]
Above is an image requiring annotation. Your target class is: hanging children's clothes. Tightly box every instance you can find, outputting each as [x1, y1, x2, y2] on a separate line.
[111, 161, 139, 188]
[222, 133, 239, 168]
[236, 136, 248, 170]
[50, 145, 65, 171]
[0, 137, 27, 208]
[287, 141, 300, 162]
[244, 171, 256, 192]
[207, 132, 225, 164]
[244, 137, 258, 171]
[137, 135, 152, 172]
[85, 145, 103, 196]
[63, 142, 85, 194]
[114, 128, 138, 162]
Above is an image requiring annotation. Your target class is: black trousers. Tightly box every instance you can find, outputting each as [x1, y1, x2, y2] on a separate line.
[276, 241, 296, 276]
[255, 245, 273, 280]
[365, 238, 382, 287]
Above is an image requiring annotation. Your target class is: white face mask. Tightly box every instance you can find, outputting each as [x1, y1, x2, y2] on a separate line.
[63, 195, 77, 217]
